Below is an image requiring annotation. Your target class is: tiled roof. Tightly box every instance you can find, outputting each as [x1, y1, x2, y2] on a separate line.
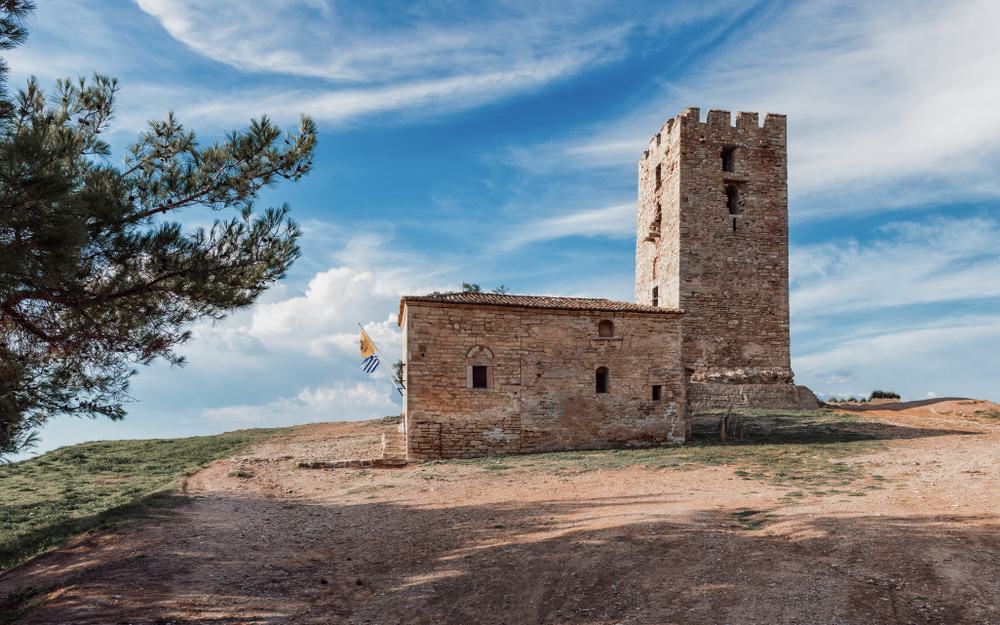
[399, 292, 680, 314]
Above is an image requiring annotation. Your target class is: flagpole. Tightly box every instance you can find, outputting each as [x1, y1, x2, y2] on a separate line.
[358, 323, 404, 397]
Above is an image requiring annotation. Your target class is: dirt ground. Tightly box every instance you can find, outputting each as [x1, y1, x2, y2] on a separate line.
[2, 399, 999, 625]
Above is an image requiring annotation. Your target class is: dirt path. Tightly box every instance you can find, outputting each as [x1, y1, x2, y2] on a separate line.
[2, 401, 999, 624]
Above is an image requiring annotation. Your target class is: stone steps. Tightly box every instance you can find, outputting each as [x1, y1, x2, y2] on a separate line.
[381, 431, 407, 461]
[298, 458, 407, 469]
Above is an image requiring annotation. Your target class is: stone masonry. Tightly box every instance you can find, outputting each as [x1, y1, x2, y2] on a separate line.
[398, 294, 685, 459]
[397, 107, 816, 459]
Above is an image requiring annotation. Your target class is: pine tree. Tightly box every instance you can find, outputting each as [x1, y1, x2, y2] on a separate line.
[0, 1, 317, 457]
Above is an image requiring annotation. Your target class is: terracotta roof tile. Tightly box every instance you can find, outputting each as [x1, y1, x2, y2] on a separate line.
[399, 292, 680, 315]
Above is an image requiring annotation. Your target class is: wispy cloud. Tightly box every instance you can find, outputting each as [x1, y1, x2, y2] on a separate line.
[790, 215, 1000, 315]
[171, 54, 601, 127]
[203, 381, 397, 424]
[130, 0, 730, 128]
[499, 203, 634, 250]
[788, 212, 1000, 401]
[509, 0, 1000, 218]
[795, 314, 1000, 402]
[134, 0, 631, 83]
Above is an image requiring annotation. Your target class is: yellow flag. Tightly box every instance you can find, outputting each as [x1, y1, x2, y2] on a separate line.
[359, 327, 377, 358]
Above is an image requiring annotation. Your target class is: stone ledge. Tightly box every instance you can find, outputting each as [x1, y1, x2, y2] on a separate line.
[298, 458, 408, 469]
[688, 382, 819, 411]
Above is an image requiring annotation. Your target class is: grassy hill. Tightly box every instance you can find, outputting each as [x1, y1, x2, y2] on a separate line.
[0, 429, 283, 573]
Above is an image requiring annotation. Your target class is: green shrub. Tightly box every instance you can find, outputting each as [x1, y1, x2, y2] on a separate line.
[870, 390, 901, 400]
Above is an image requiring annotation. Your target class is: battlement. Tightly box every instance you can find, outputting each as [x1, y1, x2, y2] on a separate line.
[644, 107, 785, 159]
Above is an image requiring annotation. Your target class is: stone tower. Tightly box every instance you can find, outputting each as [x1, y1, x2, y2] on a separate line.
[635, 107, 815, 409]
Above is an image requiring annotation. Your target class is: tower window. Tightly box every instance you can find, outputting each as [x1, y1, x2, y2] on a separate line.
[471, 365, 488, 389]
[651, 385, 662, 401]
[722, 146, 737, 172]
[652, 286, 659, 307]
[598, 320, 614, 337]
[726, 185, 741, 215]
[653, 202, 662, 231]
[655, 164, 662, 190]
[595, 367, 609, 394]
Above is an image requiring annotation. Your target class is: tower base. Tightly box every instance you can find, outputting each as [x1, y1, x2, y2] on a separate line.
[688, 382, 819, 412]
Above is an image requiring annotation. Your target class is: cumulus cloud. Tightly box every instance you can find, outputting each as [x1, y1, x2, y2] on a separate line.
[203, 381, 397, 424]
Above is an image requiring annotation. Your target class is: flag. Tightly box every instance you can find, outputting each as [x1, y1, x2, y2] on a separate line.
[359, 327, 377, 359]
[359, 327, 380, 374]
[361, 353, 380, 374]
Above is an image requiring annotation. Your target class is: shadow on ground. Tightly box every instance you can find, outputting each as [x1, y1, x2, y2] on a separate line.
[689, 409, 976, 444]
[1, 491, 997, 625]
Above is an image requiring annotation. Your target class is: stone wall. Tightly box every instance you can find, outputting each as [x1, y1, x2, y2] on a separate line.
[635, 115, 682, 310]
[401, 302, 686, 459]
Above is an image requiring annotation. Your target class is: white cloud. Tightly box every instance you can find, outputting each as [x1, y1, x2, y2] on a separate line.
[160, 229, 457, 431]
[203, 381, 396, 424]
[795, 314, 1000, 402]
[128, 0, 683, 127]
[790, 215, 1000, 315]
[499, 203, 634, 250]
[171, 55, 597, 127]
[134, 0, 630, 83]
[683, 0, 1000, 202]
[789, 213, 1000, 402]
[510, 0, 1000, 217]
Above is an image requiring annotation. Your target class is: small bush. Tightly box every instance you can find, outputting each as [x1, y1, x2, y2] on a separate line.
[870, 390, 901, 400]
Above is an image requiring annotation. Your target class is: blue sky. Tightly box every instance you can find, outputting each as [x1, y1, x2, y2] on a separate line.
[9, 0, 1000, 454]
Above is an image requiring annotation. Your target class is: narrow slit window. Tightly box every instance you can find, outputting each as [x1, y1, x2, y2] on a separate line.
[722, 146, 736, 172]
[653, 201, 662, 232]
[471, 365, 488, 389]
[651, 286, 659, 307]
[595, 367, 609, 394]
[651, 385, 662, 401]
[654, 163, 662, 190]
[726, 185, 741, 215]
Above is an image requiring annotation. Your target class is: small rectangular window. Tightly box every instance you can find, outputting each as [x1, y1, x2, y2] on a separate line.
[471, 365, 488, 389]
[651, 385, 662, 401]
[651, 286, 659, 307]
[654, 164, 662, 190]
[722, 146, 736, 172]
[726, 184, 740, 215]
[595, 368, 609, 394]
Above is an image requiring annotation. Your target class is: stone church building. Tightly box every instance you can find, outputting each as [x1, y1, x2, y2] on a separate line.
[397, 107, 817, 460]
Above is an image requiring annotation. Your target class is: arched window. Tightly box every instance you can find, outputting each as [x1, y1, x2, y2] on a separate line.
[466, 346, 493, 390]
[598, 320, 614, 337]
[595, 367, 609, 394]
